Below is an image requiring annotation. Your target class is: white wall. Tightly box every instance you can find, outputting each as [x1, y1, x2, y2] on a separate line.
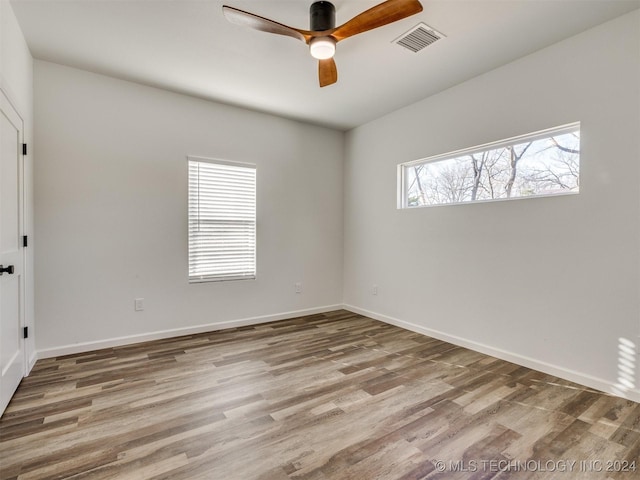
[1, 1, 35, 369]
[343, 10, 640, 401]
[34, 61, 344, 355]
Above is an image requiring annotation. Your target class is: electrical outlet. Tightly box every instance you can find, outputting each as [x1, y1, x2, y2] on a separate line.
[134, 298, 144, 311]
[295, 282, 302, 294]
[372, 285, 378, 295]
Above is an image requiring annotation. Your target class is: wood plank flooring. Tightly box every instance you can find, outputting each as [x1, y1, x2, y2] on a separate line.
[1, 310, 639, 479]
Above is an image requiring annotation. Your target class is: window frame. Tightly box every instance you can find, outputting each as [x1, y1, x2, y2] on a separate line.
[397, 122, 581, 209]
[187, 155, 257, 283]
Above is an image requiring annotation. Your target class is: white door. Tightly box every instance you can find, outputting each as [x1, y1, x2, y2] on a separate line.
[0, 90, 25, 416]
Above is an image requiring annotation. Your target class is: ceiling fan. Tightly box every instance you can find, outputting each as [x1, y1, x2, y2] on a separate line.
[222, 0, 423, 87]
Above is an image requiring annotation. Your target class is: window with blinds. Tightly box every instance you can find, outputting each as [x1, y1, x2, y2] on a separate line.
[188, 157, 256, 282]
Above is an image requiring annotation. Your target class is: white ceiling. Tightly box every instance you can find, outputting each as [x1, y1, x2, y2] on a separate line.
[10, 0, 640, 130]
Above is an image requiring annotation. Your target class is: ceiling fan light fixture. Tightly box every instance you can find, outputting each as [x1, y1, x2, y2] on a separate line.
[223, 0, 424, 86]
[309, 36, 336, 59]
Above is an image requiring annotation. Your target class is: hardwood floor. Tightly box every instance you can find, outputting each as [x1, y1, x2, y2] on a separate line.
[1, 310, 638, 480]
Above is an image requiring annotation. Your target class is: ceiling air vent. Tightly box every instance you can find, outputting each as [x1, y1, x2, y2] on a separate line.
[393, 23, 445, 53]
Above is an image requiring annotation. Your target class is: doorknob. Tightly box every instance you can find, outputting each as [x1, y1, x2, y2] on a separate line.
[0, 265, 14, 275]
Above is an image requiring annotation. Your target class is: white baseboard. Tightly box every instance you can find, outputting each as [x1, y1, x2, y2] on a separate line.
[343, 304, 640, 403]
[37, 304, 343, 359]
[27, 350, 38, 374]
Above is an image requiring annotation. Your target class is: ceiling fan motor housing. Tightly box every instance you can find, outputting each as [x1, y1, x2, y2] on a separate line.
[310, 1, 336, 31]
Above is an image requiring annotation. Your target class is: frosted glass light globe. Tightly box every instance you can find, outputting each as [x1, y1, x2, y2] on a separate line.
[309, 37, 336, 60]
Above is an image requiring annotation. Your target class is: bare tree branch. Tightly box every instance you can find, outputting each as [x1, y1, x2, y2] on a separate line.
[550, 136, 580, 155]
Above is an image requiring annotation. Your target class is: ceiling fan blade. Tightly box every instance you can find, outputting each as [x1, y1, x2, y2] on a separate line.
[331, 0, 423, 42]
[222, 6, 313, 43]
[319, 58, 338, 87]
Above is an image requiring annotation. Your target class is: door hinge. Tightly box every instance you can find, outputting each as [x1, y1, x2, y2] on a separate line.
[23, 144, 27, 156]
[23, 327, 28, 339]
[23, 235, 28, 247]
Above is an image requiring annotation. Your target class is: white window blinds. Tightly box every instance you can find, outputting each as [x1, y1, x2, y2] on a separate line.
[188, 157, 256, 282]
